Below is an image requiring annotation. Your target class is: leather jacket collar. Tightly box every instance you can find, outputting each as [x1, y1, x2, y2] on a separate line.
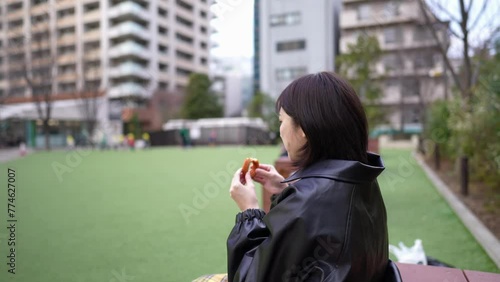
[282, 152, 385, 184]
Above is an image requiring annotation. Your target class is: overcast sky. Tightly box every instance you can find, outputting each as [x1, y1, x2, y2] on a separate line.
[208, 0, 499, 59]
[209, 0, 254, 58]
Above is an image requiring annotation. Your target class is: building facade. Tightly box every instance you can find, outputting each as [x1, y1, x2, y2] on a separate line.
[0, 0, 212, 147]
[255, 0, 342, 98]
[340, 0, 449, 132]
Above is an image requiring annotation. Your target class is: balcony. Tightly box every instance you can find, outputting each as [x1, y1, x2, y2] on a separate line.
[175, 75, 189, 86]
[175, 41, 195, 54]
[83, 9, 101, 23]
[57, 34, 77, 45]
[109, 21, 150, 41]
[176, 8, 193, 22]
[108, 41, 150, 60]
[84, 68, 102, 80]
[84, 29, 101, 41]
[108, 82, 148, 99]
[176, 59, 194, 70]
[57, 16, 76, 28]
[56, 0, 74, 10]
[108, 1, 149, 22]
[30, 3, 49, 15]
[57, 54, 76, 64]
[83, 49, 101, 61]
[7, 9, 24, 21]
[175, 24, 193, 38]
[109, 62, 151, 79]
[7, 25, 24, 37]
[57, 72, 77, 82]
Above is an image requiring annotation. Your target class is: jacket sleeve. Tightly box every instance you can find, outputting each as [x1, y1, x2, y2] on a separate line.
[227, 185, 348, 282]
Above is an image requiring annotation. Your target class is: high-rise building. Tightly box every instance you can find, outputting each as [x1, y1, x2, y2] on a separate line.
[254, 0, 342, 98]
[340, 0, 449, 131]
[0, 0, 212, 146]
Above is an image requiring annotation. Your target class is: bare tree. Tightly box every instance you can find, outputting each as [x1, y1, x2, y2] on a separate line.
[418, 0, 500, 195]
[21, 11, 56, 151]
[75, 56, 104, 147]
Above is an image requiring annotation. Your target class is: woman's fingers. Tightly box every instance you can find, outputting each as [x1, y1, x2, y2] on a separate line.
[258, 164, 272, 171]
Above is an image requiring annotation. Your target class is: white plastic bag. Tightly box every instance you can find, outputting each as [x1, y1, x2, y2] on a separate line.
[389, 239, 428, 265]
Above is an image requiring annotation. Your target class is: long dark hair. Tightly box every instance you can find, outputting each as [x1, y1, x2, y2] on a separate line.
[276, 72, 368, 168]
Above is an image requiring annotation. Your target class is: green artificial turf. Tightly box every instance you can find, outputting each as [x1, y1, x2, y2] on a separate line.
[0, 147, 497, 282]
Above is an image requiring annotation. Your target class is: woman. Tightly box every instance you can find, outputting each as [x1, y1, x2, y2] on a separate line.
[226, 72, 398, 282]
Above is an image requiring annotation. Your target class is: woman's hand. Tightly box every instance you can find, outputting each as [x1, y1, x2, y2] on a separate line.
[253, 164, 288, 195]
[230, 169, 259, 211]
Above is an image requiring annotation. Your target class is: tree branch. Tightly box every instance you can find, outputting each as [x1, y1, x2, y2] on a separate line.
[427, 0, 462, 25]
[418, 0, 464, 93]
[467, 0, 488, 33]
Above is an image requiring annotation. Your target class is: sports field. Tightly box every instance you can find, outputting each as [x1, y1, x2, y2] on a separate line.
[0, 146, 497, 281]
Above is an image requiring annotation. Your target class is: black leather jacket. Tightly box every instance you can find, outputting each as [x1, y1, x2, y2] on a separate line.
[227, 153, 389, 282]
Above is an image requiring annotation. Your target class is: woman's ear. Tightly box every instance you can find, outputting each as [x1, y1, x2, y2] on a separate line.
[298, 126, 306, 139]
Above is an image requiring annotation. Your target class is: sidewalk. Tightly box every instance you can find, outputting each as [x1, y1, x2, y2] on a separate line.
[0, 148, 33, 163]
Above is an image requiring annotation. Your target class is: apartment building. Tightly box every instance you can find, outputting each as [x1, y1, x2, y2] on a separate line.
[0, 0, 212, 147]
[254, 0, 342, 98]
[340, 0, 449, 131]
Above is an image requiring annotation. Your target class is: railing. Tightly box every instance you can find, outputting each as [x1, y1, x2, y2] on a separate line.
[108, 1, 149, 21]
[108, 21, 150, 40]
[108, 41, 150, 60]
[108, 82, 148, 99]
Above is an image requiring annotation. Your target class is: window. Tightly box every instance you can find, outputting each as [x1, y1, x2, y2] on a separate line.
[384, 2, 400, 18]
[158, 26, 168, 35]
[58, 27, 75, 37]
[200, 10, 207, 18]
[383, 54, 403, 71]
[276, 40, 306, 52]
[200, 41, 207, 49]
[270, 12, 300, 27]
[200, 26, 207, 34]
[176, 33, 193, 44]
[158, 44, 168, 54]
[384, 27, 403, 44]
[176, 50, 193, 61]
[84, 2, 99, 12]
[159, 81, 168, 89]
[158, 63, 168, 71]
[31, 14, 49, 25]
[276, 67, 307, 81]
[176, 0, 193, 11]
[8, 3, 23, 12]
[58, 64, 75, 74]
[8, 19, 23, 29]
[84, 22, 100, 32]
[176, 16, 193, 28]
[57, 8, 75, 19]
[32, 0, 48, 6]
[413, 25, 433, 41]
[200, 57, 207, 65]
[414, 52, 434, 69]
[85, 80, 100, 89]
[158, 7, 167, 17]
[58, 45, 75, 54]
[176, 67, 191, 76]
[402, 79, 420, 96]
[9, 87, 26, 97]
[84, 41, 99, 51]
[357, 4, 370, 20]
[59, 82, 76, 93]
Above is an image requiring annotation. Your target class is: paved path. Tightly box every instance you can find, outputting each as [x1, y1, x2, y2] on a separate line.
[0, 148, 32, 163]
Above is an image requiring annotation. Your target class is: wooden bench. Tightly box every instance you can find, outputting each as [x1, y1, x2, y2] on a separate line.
[396, 262, 500, 281]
